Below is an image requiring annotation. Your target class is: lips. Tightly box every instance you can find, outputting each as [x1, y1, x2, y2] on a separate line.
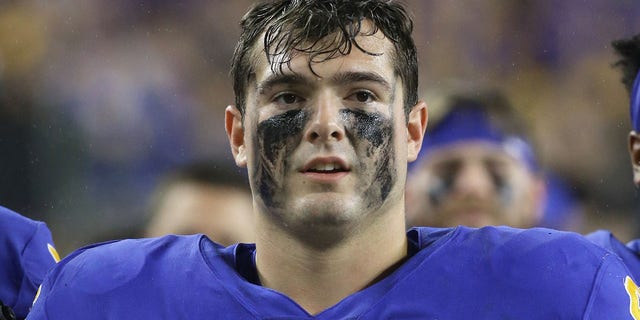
[307, 162, 344, 173]
[302, 157, 350, 173]
[302, 157, 349, 172]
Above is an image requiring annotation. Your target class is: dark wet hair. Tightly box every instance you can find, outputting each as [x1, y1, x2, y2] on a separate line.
[612, 34, 640, 94]
[231, 0, 418, 119]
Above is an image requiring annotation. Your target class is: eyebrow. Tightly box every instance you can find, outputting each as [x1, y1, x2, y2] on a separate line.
[256, 71, 392, 94]
[332, 71, 392, 93]
[256, 73, 310, 94]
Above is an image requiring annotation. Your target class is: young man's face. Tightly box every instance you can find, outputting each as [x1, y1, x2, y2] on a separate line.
[406, 142, 544, 228]
[233, 23, 421, 236]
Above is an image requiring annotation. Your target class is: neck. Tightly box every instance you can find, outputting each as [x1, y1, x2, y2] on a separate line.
[254, 201, 408, 315]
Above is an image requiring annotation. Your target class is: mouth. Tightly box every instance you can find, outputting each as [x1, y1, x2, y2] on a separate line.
[301, 157, 350, 181]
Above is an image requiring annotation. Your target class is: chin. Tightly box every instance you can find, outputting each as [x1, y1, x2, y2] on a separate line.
[293, 194, 360, 223]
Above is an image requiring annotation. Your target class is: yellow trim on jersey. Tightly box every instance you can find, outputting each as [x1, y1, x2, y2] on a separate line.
[33, 285, 42, 305]
[48, 243, 60, 262]
[625, 276, 640, 320]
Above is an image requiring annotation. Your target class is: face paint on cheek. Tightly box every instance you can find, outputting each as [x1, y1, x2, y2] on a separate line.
[488, 168, 514, 208]
[427, 177, 448, 207]
[254, 109, 309, 208]
[426, 162, 459, 207]
[497, 182, 514, 208]
[340, 109, 395, 209]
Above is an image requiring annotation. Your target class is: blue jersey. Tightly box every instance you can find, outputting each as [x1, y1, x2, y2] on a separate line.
[0, 206, 58, 319]
[28, 226, 638, 319]
[587, 230, 640, 280]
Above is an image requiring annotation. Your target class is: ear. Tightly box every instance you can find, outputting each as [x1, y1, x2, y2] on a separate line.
[407, 100, 428, 162]
[225, 105, 247, 167]
[629, 131, 640, 186]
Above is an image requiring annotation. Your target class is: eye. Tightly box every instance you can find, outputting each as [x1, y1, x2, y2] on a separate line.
[347, 90, 376, 103]
[484, 159, 508, 190]
[274, 93, 304, 105]
[437, 160, 461, 190]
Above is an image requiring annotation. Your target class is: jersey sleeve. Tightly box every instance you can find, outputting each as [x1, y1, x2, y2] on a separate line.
[25, 282, 48, 320]
[584, 253, 640, 319]
[22, 222, 59, 285]
[8, 220, 57, 320]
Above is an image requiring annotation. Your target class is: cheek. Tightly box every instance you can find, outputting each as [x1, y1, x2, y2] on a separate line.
[341, 109, 391, 148]
[340, 109, 396, 205]
[253, 109, 310, 207]
[506, 173, 536, 205]
[256, 109, 309, 164]
[497, 168, 531, 203]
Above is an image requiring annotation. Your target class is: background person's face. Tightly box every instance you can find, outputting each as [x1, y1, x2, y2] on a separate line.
[146, 183, 254, 246]
[406, 141, 542, 228]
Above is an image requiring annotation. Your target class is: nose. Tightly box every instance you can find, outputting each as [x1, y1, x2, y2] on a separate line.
[304, 95, 345, 143]
[452, 160, 494, 198]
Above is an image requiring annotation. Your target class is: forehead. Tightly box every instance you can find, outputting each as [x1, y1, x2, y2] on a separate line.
[251, 22, 396, 86]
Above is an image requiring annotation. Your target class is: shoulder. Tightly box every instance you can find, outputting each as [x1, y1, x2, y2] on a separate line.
[36, 235, 208, 298]
[30, 235, 241, 317]
[0, 205, 56, 267]
[0, 206, 55, 259]
[586, 230, 640, 280]
[409, 226, 636, 318]
[412, 225, 601, 252]
[452, 225, 610, 255]
[480, 226, 619, 264]
[585, 229, 627, 253]
[0, 206, 57, 317]
[0, 205, 44, 239]
[54, 235, 208, 279]
[412, 225, 625, 280]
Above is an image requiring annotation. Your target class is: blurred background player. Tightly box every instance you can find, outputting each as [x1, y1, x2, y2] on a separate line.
[405, 86, 583, 229]
[587, 33, 640, 277]
[144, 160, 254, 246]
[0, 206, 58, 320]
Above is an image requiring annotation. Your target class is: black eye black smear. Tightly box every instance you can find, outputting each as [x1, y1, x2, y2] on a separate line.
[255, 109, 309, 208]
[428, 177, 447, 207]
[489, 166, 513, 207]
[341, 108, 395, 209]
